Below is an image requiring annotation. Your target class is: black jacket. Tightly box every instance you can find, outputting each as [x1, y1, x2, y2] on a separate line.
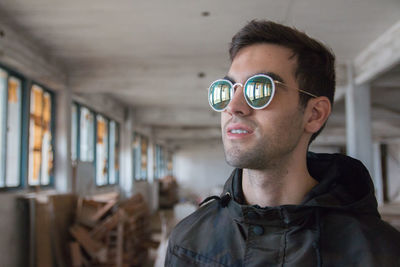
[166, 153, 400, 266]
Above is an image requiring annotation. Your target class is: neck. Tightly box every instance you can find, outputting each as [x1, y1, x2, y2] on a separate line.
[242, 153, 318, 207]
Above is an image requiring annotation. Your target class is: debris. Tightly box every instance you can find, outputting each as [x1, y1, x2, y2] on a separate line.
[69, 193, 157, 266]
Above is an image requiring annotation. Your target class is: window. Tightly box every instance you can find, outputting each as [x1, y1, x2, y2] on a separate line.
[132, 133, 148, 180]
[28, 84, 54, 186]
[109, 121, 119, 184]
[213, 85, 221, 104]
[221, 85, 230, 102]
[167, 151, 173, 176]
[71, 103, 78, 162]
[0, 69, 23, 188]
[0, 65, 57, 190]
[96, 114, 109, 186]
[155, 144, 167, 179]
[79, 106, 95, 162]
[71, 102, 120, 186]
[246, 83, 255, 100]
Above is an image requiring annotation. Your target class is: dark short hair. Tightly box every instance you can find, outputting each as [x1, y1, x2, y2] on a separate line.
[229, 20, 336, 143]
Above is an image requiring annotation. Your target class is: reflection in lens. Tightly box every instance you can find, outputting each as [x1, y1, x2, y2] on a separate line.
[209, 80, 232, 111]
[244, 76, 273, 108]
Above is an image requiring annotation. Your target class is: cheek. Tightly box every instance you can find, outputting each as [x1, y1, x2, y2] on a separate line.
[220, 113, 229, 133]
[256, 108, 303, 139]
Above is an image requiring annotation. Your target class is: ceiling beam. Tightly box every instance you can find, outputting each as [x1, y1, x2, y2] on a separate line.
[354, 20, 400, 85]
[134, 107, 220, 127]
[0, 10, 67, 90]
[154, 127, 221, 141]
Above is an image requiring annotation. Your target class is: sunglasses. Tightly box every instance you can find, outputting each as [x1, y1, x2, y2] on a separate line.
[208, 74, 318, 112]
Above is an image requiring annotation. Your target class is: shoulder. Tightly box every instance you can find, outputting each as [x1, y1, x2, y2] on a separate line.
[165, 200, 229, 266]
[366, 217, 400, 248]
[323, 210, 400, 263]
[169, 199, 223, 245]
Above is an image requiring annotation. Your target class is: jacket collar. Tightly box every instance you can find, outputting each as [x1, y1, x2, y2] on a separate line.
[220, 153, 380, 224]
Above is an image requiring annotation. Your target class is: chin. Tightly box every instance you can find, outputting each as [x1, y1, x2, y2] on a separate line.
[224, 150, 256, 169]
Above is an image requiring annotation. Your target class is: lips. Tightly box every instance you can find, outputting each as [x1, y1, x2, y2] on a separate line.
[226, 123, 254, 139]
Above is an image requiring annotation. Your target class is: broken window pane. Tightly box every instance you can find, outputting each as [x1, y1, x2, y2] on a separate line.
[6, 77, 22, 187]
[79, 107, 94, 162]
[28, 85, 54, 186]
[96, 115, 108, 186]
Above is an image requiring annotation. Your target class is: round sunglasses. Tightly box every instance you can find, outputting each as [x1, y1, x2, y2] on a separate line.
[208, 74, 318, 112]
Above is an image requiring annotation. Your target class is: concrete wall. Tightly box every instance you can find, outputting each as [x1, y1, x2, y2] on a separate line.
[173, 141, 233, 201]
[0, 14, 139, 266]
[0, 193, 23, 267]
[387, 142, 400, 202]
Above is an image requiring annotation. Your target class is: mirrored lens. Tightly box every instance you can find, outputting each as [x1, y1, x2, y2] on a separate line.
[208, 80, 232, 111]
[244, 75, 274, 109]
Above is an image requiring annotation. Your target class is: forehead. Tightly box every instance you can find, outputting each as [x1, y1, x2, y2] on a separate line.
[228, 44, 297, 82]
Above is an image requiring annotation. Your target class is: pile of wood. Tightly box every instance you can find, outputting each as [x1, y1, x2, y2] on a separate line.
[159, 175, 179, 209]
[69, 193, 158, 267]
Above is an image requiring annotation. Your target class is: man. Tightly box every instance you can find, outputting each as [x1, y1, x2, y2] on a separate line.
[165, 20, 400, 266]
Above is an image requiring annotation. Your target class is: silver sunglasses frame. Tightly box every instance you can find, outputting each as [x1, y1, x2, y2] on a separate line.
[208, 74, 318, 112]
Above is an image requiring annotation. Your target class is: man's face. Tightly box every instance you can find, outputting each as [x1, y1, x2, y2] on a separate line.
[221, 44, 306, 169]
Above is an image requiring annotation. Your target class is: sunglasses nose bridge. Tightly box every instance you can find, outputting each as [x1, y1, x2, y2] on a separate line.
[232, 82, 244, 92]
[225, 82, 252, 115]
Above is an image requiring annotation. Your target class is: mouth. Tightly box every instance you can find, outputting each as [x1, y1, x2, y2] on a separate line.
[229, 129, 249, 134]
[226, 123, 254, 139]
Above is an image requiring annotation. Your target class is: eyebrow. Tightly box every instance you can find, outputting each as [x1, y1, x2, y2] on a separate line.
[224, 71, 285, 84]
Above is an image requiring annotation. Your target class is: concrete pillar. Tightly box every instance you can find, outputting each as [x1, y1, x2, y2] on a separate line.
[54, 88, 72, 192]
[345, 63, 374, 174]
[119, 108, 134, 199]
[373, 142, 384, 205]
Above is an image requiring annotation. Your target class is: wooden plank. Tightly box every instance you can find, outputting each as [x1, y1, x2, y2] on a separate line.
[91, 199, 117, 222]
[90, 212, 120, 240]
[116, 211, 124, 267]
[90, 192, 119, 203]
[76, 199, 104, 227]
[35, 199, 52, 267]
[69, 225, 107, 262]
[118, 194, 144, 211]
[69, 242, 83, 267]
[49, 194, 77, 267]
[120, 200, 148, 216]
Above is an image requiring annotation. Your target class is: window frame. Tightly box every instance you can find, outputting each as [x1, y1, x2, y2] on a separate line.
[0, 66, 27, 190]
[72, 101, 120, 186]
[0, 63, 56, 191]
[155, 144, 167, 179]
[27, 82, 56, 188]
[132, 132, 149, 181]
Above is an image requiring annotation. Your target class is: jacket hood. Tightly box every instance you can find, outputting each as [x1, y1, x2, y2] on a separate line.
[222, 152, 380, 217]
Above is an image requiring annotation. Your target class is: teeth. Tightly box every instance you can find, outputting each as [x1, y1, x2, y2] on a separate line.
[230, 129, 248, 134]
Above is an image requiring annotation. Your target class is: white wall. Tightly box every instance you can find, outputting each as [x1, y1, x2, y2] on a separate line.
[173, 141, 233, 201]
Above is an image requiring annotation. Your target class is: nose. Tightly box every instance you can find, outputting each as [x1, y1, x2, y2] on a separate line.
[225, 83, 252, 116]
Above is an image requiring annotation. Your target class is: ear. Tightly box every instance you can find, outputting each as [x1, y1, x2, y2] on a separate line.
[304, 96, 331, 134]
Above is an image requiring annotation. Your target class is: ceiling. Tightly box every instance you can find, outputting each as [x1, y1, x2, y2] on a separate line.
[0, 0, 399, 148]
